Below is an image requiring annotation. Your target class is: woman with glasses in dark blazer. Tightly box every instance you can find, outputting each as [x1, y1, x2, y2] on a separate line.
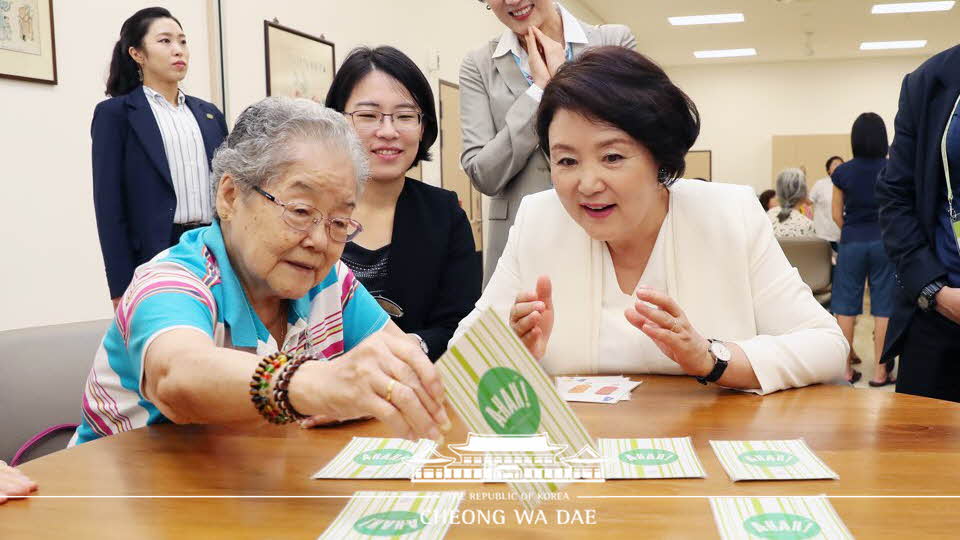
[92, 7, 227, 308]
[325, 46, 482, 363]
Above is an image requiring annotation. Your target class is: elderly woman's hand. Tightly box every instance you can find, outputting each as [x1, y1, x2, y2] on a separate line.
[289, 325, 451, 442]
[624, 286, 714, 377]
[0, 460, 37, 504]
[509, 275, 554, 361]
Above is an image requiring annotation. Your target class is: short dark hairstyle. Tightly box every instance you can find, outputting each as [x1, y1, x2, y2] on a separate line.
[851, 113, 888, 159]
[759, 189, 776, 211]
[825, 155, 844, 173]
[536, 46, 700, 185]
[106, 7, 182, 97]
[325, 46, 437, 169]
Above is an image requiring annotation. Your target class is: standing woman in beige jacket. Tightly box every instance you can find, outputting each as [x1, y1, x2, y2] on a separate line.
[459, 0, 636, 282]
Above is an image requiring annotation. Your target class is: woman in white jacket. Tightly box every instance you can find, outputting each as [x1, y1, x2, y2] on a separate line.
[454, 47, 847, 395]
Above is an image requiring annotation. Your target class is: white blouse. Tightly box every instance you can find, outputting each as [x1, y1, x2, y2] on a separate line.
[597, 213, 681, 375]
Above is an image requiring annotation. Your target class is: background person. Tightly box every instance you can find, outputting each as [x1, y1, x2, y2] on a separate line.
[877, 45, 960, 402]
[832, 113, 897, 386]
[325, 46, 481, 361]
[460, 0, 636, 282]
[768, 168, 816, 238]
[93, 7, 228, 307]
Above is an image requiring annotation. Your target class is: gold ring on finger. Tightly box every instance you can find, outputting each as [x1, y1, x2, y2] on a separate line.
[385, 379, 397, 404]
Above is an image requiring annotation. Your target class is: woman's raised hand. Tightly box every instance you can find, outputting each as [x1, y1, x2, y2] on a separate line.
[509, 275, 554, 360]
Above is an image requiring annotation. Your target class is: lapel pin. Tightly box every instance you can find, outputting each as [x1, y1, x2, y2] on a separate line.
[206, 113, 214, 119]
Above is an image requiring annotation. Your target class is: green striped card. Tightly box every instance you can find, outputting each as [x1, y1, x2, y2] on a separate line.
[318, 491, 464, 540]
[437, 308, 595, 507]
[599, 437, 706, 479]
[709, 440, 839, 481]
[709, 496, 854, 539]
[313, 437, 438, 479]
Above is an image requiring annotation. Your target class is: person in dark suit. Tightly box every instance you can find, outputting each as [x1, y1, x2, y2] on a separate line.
[93, 7, 227, 307]
[877, 44, 960, 403]
[325, 46, 482, 362]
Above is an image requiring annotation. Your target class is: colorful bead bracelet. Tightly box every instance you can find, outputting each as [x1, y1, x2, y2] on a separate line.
[272, 353, 317, 422]
[249, 352, 292, 424]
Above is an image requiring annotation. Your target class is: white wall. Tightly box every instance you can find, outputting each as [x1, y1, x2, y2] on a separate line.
[665, 55, 928, 193]
[0, 0, 211, 331]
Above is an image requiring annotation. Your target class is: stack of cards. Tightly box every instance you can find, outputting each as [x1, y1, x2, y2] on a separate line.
[318, 491, 464, 540]
[556, 376, 642, 403]
[709, 439, 839, 481]
[313, 437, 438, 479]
[709, 496, 854, 539]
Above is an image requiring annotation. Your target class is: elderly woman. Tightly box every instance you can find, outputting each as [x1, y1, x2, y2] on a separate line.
[454, 47, 847, 394]
[768, 168, 816, 238]
[71, 98, 449, 446]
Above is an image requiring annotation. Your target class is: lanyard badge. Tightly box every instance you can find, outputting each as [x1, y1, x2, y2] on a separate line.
[941, 92, 960, 256]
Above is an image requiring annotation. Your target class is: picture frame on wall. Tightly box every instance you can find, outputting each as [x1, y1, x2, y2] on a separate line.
[264, 20, 334, 101]
[0, 0, 57, 84]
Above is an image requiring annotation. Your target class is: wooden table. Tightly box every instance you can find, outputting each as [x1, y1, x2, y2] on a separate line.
[3, 376, 959, 538]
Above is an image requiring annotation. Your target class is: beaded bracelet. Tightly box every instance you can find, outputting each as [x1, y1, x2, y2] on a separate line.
[249, 352, 293, 424]
[273, 353, 317, 422]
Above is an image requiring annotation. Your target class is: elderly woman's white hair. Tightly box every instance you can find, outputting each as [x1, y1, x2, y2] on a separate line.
[210, 97, 370, 216]
[775, 168, 808, 223]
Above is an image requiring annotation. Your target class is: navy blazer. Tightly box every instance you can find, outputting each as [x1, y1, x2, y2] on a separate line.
[91, 86, 228, 298]
[378, 178, 482, 361]
[876, 45, 960, 360]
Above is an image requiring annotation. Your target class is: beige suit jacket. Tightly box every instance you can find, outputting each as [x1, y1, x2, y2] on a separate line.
[459, 19, 636, 282]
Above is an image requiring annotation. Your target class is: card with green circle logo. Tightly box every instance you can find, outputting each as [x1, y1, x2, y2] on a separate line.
[599, 437, 706, 479]
[313, 438, 438, 479]
[709, 440, 838, 481]
[438, 309, 595, 508]
[709, 496, 853, 539]
[318, 491, 463, 540]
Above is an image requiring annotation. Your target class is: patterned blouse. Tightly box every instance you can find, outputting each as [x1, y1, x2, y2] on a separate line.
[767, 207, 817, 238]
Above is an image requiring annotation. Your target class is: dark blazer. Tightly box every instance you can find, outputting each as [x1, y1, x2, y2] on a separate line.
[381, 178, 482, 361]
[876, 45, 960, 360]
[92, 86, 228, 298]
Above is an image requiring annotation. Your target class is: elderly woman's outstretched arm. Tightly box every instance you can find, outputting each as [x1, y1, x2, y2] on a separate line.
[143, 321, 449, 440]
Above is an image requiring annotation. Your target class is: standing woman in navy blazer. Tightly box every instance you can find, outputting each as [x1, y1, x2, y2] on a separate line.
[92, 7, 227, 307]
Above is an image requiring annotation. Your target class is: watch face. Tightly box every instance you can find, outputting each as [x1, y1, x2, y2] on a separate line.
[710, 341, 732, 362]
[918, 295, 930, 310]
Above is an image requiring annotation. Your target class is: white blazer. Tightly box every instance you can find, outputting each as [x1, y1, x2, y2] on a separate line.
[453, 180, 848, 395]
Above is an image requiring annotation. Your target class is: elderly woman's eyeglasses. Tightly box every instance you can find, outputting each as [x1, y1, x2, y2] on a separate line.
[253, 186, 363, 243]
[345, 110, 422, 132]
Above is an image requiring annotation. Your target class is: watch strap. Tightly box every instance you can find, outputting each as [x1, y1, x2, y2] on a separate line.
[696, 340, 729, 385]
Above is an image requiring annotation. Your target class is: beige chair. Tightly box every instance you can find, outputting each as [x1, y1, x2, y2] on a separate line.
[778, 236, 833, 306]
[0, 319, 110, 463]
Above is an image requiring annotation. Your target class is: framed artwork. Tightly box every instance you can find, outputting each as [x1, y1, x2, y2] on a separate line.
[0, 0, 57, 84]
[264, 20, 334, 101]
